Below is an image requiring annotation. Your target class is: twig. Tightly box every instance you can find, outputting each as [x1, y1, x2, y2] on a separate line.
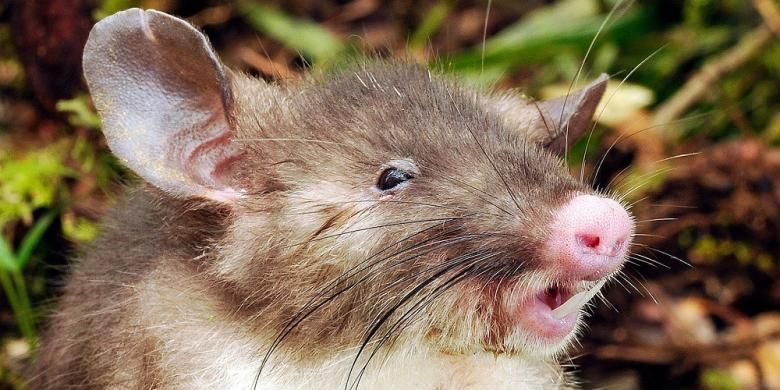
[754, 0, 780, 38]
[594, 329, 780, 367]
[651, 26, 772, 138]
[188, 5, 233, 27]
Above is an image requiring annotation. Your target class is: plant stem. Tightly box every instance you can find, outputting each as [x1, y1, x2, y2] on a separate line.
[0, 268, 34, 341]
[11, 270, 36, 342]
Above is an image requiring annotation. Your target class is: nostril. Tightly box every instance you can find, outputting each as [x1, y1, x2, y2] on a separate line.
[577, 234, 601, 250]
[548, 194, 634, 280]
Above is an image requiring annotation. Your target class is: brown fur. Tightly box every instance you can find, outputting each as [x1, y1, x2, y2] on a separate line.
[31, 10, 616, 389]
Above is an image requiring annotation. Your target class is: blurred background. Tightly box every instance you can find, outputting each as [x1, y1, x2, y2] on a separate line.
[0, 0, 778, 388]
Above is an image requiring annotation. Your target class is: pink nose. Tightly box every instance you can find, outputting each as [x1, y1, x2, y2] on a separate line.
[547, 194, 633, 280]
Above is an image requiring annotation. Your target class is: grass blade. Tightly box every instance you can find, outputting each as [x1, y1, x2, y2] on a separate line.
[410, 1, 451, 50]
[237, 1, 346, 64]
[0, 235, 17, 272]
[16, 210, 57, 270]
[440, 2, 651, 86]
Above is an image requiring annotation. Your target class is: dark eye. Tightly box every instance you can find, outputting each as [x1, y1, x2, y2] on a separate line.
[377, 168, 413, 192]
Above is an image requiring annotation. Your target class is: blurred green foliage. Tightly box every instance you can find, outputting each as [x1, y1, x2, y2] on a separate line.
[56, 95, 101, 130]
[94, 0, 138, 20]
[701, 368, 740, 390]
[0, 210, 56, 342]
[0, 145, 71, 228]
[443, 0, 652, 86]
[238, 1, 351, 64]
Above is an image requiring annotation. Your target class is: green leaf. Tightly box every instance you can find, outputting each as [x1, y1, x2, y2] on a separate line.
[93, 0, 139, 21]
[481, 0, 600, 53]
[441, 1, 652, 86]
[539, 79, 655, 127]
[700, 368, 739, 390]
[410, 1, 451, 49]
[0, 235, 17, 272]
[237, 1, 346, 64]
[0, 143, 69, 227]
[61, 213, 99, 243]
[16, 209, 57, 269]
[56, 95, 102, 129]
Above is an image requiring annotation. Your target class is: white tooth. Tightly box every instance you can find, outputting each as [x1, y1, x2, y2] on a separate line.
[550, 279, 607, 320]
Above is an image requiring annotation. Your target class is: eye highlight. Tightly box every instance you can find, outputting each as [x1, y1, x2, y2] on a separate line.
[377, 168, 414, 192]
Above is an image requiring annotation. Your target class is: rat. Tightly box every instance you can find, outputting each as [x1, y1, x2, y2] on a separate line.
[29, 8, 634, 390]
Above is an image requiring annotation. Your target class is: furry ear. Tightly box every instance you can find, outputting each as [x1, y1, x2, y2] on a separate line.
[488, 74, 608, 156]
[534, 74, 608, 155]
[83, 9, 243, 203]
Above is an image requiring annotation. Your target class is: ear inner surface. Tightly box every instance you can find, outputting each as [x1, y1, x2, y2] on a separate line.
[539, 74, 608, 155]
[83, 8, 243, 202]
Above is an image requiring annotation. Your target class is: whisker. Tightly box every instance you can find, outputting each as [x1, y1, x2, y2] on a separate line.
[576, 0, 628, 174]
[346, 252, 493, 389]
[645, 246, 692, 268]
[330, 199, 506, 219]
[610, 274, 631, 294]
[255, 224, 455, 380]
[625, 196, 648, 211]
[589, 45, 668, 187]
[643, 202, 696, 209]
[480, 0, 492, 75]
[444, 175, 515, 217]
[605, 151, 701, 190]
[634, 217, 679, 224]
[351, 255, 494, 388]
[593, 286, 617, 312]
[615, 166, 675, 203]
[350, 237, 501, 312]
[629, 253, 670, 269]
[615, 272, 643, 295]
[622, 271, 658, 303]
[284, 215, 471, 248]
[632, 233, 664, 238]
[353, 263, 482, 388]
[258, 228, 502, 378]
[446, 89, 523, 211]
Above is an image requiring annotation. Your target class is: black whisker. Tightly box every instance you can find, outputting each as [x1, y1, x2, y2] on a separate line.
[351, 259, 488, 389]
[345, 252, 493, 389]
[443, 175, 515, 216]
[445, 89, 523, 211]
[257, 228, 503, 381]
[283, 215, 471, 248]
[254, 224, 453, 385]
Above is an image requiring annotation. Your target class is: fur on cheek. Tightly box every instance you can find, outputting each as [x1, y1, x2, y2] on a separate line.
[214, 180, 382, 280]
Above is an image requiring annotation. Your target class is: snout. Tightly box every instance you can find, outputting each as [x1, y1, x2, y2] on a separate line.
[546, 194, 633, 281]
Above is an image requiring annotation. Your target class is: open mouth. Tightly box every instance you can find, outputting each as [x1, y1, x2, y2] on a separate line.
[507, 279, 606, 341]
[539, 286, 574, 312]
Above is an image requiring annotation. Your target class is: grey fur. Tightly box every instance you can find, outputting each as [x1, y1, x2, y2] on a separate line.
[30, 9, 614, 389]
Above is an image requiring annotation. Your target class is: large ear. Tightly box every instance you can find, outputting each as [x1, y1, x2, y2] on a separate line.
[534, 74, 608, 155]
[83, 9, 243, 203]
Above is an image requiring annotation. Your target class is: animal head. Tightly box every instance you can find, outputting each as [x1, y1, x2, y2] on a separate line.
[83, 8, 633, 363]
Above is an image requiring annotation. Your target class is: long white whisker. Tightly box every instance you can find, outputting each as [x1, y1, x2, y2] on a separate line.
[590, 45, 668, 187]
[645, 246, 692, 267]
[480, 0, 492, 76]
[578, 0, 630, 181]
